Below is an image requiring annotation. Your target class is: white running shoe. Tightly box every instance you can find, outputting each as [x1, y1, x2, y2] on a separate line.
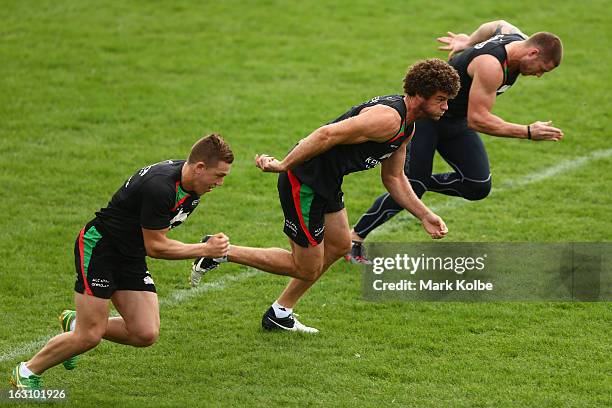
[261, 307, 319, 333]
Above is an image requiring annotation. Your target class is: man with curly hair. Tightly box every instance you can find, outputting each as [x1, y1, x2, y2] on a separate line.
[346, 21, 564, 264]
[190, 59, 460, 332]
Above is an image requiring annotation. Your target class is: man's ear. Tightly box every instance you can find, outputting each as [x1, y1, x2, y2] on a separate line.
[194, 161, 207, 173]
[413, 94, 425, 104]
[528, 47, 540, 58]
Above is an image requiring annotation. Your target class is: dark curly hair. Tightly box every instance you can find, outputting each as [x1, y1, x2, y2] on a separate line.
[403, 58, 460, 99]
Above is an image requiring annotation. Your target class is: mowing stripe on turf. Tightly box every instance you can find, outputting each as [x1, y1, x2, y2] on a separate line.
[372, 147, 612, 236]
[0, 269, 261, 363]
[2, 148, 610, 363]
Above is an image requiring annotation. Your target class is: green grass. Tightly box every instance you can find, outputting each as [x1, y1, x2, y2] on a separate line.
[0, 1, 610, 407]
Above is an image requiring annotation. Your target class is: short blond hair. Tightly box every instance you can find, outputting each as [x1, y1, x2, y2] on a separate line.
[188, 134, 234, 165]
[526, 32, 563, 66]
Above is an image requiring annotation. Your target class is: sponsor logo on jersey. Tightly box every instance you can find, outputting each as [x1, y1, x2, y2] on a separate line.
[170, 208, 190, 228]
[139, 165, 153, 176]
[474, 34, 503, 49]
[365, 151, 394, 169]
[139, 160, 169, 176]
[364, 157, 380, 169]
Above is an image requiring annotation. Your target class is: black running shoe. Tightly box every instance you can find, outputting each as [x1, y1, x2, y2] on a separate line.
[261, 307, 319, 333]
[190, 235, 227, 287]
[344, 241, 372, 265]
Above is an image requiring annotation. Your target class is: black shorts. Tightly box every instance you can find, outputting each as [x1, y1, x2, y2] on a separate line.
[277, 171, 345, 247]
[74, 222, 157, 299]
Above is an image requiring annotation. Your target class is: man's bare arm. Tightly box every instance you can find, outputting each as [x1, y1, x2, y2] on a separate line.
[255, 105, 401, 172]
[438, 20, 527, 59]
[380, 139, 447, 239]
[142, 228, 229, 259]
[380, 140, 429, 220]
[467, 55, 563, 141]
[465, 20, 527, 42]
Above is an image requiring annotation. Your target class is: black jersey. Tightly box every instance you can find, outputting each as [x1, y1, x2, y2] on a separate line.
[94, 160, 200, 259]
[446, 33, 526, 118]
[291, 94, 414, 200]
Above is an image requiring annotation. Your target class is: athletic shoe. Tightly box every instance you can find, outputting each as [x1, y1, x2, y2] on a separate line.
[58, 310, 78, 370]
[190, 235, 217, 287]
[344, 241, 372, 265]
[190, 258, 216, 287]
[261, 307, 319, 333]
[9, 363, 43, 389]
[190, 256, 227, 287]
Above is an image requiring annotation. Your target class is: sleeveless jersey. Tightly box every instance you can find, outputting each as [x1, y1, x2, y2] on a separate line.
[446, 33, 526, 118]
[94, 160, 200, 259]
[291, 94, 415, 200]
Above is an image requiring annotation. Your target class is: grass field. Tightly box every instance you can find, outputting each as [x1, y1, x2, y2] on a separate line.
[1, 1, 611, 407]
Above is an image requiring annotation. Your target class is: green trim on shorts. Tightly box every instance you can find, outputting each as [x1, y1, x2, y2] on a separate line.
[299, 183, 315, 229]
[83, 226, 102, 278]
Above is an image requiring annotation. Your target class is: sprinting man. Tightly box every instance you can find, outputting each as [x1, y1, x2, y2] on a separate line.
[10, 134, 233, 389]
[346, 20, 564, 263]
[191, 59, 460, 333]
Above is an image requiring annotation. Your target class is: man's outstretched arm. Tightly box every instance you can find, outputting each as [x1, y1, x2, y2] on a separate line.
[437, 20, 527, 59]
[380, 139, 447, 239]
[255, 105, 401, 173]
[142, 228, 229, 260]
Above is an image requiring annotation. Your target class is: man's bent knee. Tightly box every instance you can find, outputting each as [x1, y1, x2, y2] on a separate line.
[290, 246, 324, 281]
[74, 332, 103, 351]
[293, 263, 322, 282]
[336, 240, 352, 257]
[131, 329, 159, 347]
[464, 180, 491, 201]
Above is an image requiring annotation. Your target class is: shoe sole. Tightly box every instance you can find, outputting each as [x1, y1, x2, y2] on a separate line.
[189, 269, 204, 287]
[263, 316, 319, 334]
[345, 255, 372, 265]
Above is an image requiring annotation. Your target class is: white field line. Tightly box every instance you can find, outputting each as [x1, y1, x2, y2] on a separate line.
[0, 269, 261, 363]
[0, 338, 54, 366]
[372, 148, 612, 236]
[159, 269, 261, 308]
